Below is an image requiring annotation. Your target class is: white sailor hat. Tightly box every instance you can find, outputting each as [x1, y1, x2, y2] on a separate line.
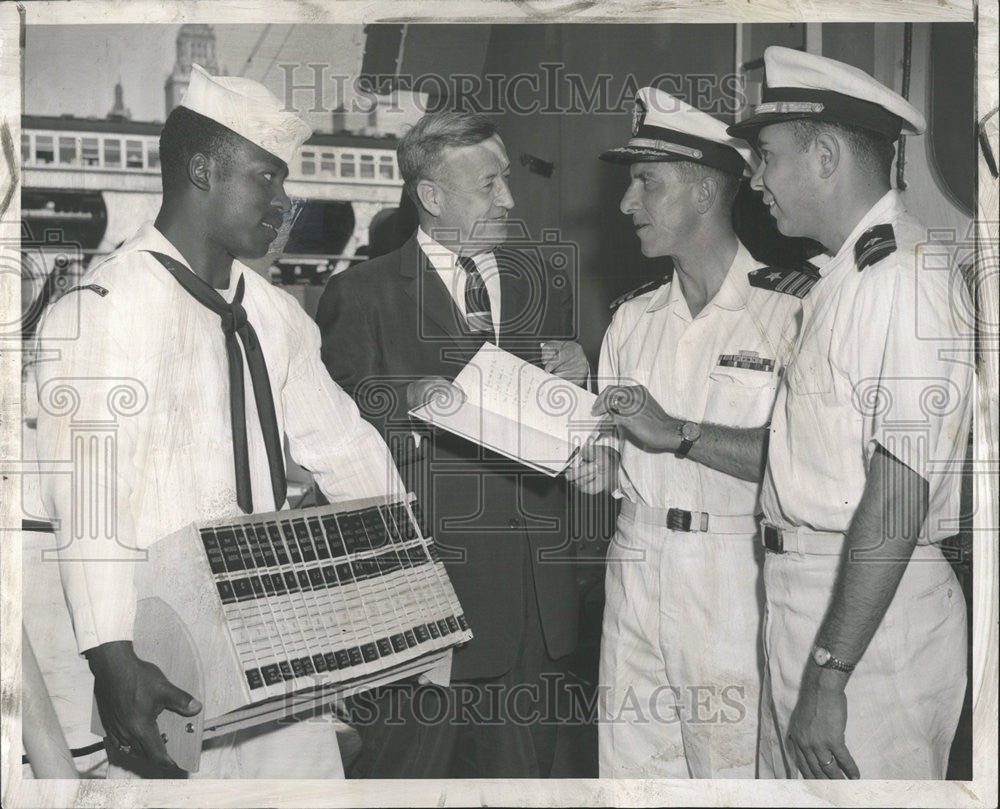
[179, 64, 312, 167]
[600, 87, 755, 177]
[728, 46, 925, 141]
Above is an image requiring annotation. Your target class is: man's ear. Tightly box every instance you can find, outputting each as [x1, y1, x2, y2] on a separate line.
[415, 179, 442, 217]
[813, 132, 841, 180]
[187, 153, 212, 191]
[695, 175, 718, 215]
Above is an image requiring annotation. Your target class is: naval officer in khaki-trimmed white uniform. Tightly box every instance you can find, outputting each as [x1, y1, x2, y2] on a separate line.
[598, 49, 974, 780]
[568, 87, 800, 778]
[729, 46, 974, 780]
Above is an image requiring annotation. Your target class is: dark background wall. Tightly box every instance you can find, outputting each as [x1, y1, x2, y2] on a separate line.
[370, 21, 975, 362]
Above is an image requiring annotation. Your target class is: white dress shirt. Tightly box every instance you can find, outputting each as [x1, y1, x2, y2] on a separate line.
[417, 226, 501, 342]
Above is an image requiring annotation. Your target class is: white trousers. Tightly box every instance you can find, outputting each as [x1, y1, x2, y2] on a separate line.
[598, 512, 764, 778]
[758, 542, 966, 780]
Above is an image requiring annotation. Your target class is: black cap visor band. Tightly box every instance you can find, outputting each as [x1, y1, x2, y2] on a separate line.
[728, 87, 905, 140]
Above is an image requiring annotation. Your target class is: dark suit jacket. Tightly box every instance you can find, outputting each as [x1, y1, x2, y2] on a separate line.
[315, 233, 580, 680]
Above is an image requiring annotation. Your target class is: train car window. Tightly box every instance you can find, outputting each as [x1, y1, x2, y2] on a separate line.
[82, 138, 100, 167]
[58, 137, 76, 165]
[35, 136, 54, 164]
[125, 140, 143, 169]
[104, 139, 121, 168]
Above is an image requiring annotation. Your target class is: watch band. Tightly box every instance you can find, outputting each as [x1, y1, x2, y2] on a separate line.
[675, 437, 695, 459]
[824, 655, 855, 673]
[812, 645, 856, 673]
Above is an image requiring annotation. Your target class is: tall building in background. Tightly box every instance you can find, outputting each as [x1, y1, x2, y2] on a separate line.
[164, 24, 223, 117]
[106, 82, 130, 121]
[331, 104, 348, 133]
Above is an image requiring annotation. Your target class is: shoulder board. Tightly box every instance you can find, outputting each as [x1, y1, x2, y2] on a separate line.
[747, 266, 818, 299]
[609, 266, 674, 313]
[854, 223, 896, 271]
[65, 283, 109, 297]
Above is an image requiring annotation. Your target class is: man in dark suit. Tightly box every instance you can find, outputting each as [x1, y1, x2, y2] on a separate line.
[315, 112, 589, 778]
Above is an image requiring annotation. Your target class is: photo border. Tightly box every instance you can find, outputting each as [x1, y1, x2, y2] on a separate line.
[1, 2, 995, 807]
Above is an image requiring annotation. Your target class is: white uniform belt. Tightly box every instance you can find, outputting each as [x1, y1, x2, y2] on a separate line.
[619, 500, 759, 535]
[761, 523, 950, 559]
[760, 521, 845, 556]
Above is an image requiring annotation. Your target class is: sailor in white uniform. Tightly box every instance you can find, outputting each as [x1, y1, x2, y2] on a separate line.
[35, 64, 404, 778]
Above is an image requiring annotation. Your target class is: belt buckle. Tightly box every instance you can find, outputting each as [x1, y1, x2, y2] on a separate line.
[762, 523, 784, 554]
[666, 508, 692, 532]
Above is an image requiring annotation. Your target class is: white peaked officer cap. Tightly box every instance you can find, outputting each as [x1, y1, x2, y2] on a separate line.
[179, 64, 312, 166]
[599, 86, 756, 177]
[728, 46, 926, 141]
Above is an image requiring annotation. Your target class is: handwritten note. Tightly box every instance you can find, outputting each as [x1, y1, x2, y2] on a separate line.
[410, 345, 599, 475]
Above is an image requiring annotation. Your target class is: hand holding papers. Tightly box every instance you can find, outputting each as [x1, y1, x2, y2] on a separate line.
[409, 345, 600, 475]
[564, 437, 620, 495]
[540, 340, 590, 386]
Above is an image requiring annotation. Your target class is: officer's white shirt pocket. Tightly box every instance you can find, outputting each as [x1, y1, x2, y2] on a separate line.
[705, 367, 778, 427]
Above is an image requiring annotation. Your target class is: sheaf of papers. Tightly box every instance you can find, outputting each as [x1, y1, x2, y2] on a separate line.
[409, 345, 600, 476]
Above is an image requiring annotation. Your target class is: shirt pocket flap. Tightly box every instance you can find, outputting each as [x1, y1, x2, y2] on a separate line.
[708, 368, 774, 388]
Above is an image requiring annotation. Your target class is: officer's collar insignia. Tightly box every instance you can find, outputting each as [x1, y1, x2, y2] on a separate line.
[610, 265, 673, 313]
[747, 265, 819, 298]
[631, 96, 647, 136]
[854, 223, 896, 271]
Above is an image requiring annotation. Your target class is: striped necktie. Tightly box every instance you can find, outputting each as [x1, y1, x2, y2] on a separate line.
[457, 255, 494, 340]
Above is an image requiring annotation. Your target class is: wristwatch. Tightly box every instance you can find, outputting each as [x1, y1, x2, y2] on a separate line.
[811, 645, 856, 673]
[675, 421, 702, 459]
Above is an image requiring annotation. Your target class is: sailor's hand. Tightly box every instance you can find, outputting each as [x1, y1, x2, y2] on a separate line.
[86, 640, 202, 770]
[593, 385, 681, 452]
[565, 436, 619, 495]
[541, 341, 590, 387]
[405, 377, 466, 411]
